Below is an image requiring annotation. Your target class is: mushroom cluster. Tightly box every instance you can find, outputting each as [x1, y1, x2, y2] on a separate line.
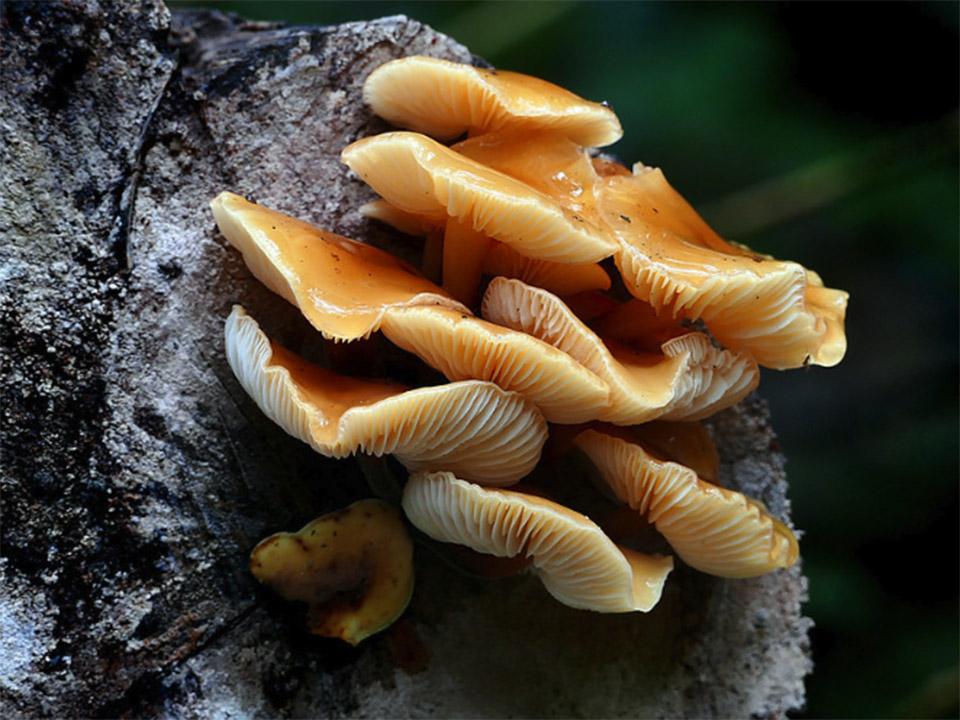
[215, 56, 847, 641]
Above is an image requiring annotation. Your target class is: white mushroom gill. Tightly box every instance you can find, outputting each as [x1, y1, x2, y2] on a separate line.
[403, 471, 673, 612]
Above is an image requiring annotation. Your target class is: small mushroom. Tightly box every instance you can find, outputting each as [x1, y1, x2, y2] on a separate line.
[599, 166, 849, 369]
[482, 278, 759, 424]
[575, 428, 799, 578]
[211, 192, 466, 341]
[380, 306, 610, 424]
[226, 306, 547, 485]
[402, 471, 673, 612]
[363, 56, 623, 147]
[250, 499, 413, 645]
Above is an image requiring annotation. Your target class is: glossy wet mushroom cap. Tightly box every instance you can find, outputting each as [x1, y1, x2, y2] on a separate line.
[352, 123, 847, 370]
[341, 132, 618, 265]
[225, 305, 547, 485]
[402, 471, 673, 612]
[211, 192, 466, 341]
[363, 56, 623, 146]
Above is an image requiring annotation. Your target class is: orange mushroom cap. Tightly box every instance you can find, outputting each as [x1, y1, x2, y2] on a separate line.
[340, 132, 618, 265]
[446, 130, 616, 290]
[482, 278, 759, 424]
[575, 429, 799, 578]
[380, 306, 610, 424]
[449, 131, 846, 369]
[211, 192, 466, 341]
[451, 130, 602, 210]
[599, 166, 849, 369]
[225, 306, 546, 485]
[363, 56, 623, 147]
[402, 471, 673, 612]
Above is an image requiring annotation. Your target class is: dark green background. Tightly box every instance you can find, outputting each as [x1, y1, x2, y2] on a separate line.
[172, 2, 960, 717]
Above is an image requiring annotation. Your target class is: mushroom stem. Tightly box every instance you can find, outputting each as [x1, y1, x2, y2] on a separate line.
[443, 218, 491, 307]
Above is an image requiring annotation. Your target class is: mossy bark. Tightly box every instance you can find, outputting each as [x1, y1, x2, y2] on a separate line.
[0, 2, 811, 716]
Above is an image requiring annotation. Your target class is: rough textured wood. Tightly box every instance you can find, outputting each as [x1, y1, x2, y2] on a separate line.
[0, 2, 811, 716]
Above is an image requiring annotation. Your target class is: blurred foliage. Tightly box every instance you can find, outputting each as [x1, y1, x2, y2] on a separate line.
[171, 2, 959, 717]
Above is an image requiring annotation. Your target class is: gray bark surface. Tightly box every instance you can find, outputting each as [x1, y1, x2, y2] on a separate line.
[0, 2, 812, 717]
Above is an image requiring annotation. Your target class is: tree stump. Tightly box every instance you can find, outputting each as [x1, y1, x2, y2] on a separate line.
[0, 2, 812, 716]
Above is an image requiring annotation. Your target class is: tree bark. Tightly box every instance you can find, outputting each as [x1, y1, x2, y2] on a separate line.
[0, 2, 811, 716]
